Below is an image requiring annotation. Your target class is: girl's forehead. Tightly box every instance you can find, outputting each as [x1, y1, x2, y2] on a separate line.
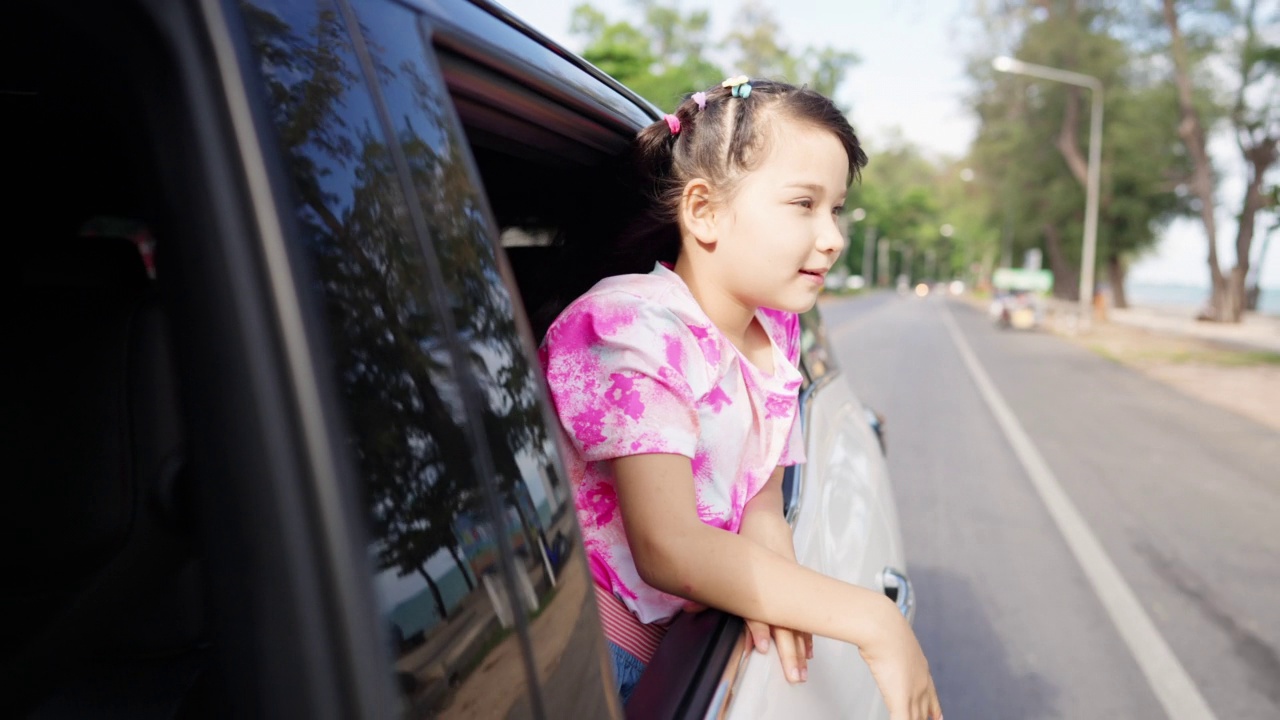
[752, 126, 849, 189]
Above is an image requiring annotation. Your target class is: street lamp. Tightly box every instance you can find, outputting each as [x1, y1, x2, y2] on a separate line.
[992, 55, 1103, 331]
[849, 207, 874, 288]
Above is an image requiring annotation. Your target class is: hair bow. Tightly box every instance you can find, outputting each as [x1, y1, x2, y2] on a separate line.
[691, 91, 707, 110]
[664, 113, 681, 135]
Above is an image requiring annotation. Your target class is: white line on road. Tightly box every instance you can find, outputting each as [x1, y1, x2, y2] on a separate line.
[940, 303, 1217, 720]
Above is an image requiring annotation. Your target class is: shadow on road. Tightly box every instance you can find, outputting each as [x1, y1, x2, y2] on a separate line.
[910, 565, 1061, 720]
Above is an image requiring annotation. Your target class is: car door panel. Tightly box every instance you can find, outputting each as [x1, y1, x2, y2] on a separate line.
[727, 345, 903, 719]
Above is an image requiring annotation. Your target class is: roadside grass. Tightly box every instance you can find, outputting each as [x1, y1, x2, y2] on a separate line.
[1089, 344, 1123, 363]
[1117, 346, 1280, 367]
[1080, 327, 1280, 366]
[1202, 349, 1280, 366]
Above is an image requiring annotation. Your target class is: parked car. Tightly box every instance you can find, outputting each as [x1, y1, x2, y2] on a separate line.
[4, 1, 911, 718]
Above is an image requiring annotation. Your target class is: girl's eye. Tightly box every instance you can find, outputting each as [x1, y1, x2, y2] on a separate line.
[794, 199, 813, 209]
[832, 206, 845, 216]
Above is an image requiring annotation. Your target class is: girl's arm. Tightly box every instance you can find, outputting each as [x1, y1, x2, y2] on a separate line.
[614, 453, 941, 720]
[739, 465, 797, 559]
[738, 465, 815, 683]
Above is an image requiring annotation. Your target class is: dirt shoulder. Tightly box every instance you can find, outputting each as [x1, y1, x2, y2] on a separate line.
[1053, 318, 1280, 433]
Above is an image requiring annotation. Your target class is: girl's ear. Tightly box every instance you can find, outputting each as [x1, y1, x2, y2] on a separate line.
[679, 178, 718, 245]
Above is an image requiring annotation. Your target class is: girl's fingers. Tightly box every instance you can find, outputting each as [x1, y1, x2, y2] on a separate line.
[793, 631, 807, 679]
[773, 627, 803, 683]
[745, 619, 770, 653]
[804, 631, 814, 659]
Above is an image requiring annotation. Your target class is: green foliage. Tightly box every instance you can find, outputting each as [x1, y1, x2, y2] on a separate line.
[844, 139, 986, 283]
[722, 1, 859, 103]
[571, 1, 723, 107]
[570, 0, 858, 108]
[967, 1, 1197, 298]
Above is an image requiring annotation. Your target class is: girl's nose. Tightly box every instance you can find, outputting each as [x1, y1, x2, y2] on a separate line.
[817, 216, 846, 255]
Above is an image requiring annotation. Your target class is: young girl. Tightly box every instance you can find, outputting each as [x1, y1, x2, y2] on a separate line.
[539, 77, 941, 720]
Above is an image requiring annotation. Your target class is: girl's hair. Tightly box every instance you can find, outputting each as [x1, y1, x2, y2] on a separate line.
[616, 79, 868, 269]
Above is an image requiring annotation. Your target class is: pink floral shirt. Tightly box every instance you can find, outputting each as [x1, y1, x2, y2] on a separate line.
[539, 263, 806, 625]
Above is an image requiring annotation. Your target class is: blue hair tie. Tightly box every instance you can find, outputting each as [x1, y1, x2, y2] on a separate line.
[721, 75, 753, 98]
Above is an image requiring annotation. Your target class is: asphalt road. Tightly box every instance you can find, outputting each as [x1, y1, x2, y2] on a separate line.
[820, 291, 1280, 720]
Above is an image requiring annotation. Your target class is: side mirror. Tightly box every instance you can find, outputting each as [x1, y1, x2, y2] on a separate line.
[865, 407, 886, 455]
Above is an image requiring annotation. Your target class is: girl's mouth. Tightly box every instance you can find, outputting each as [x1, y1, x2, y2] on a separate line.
[800, 268, 826, 284]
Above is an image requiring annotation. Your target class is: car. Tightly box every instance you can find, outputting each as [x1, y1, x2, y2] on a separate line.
[4, 1, 911, 718]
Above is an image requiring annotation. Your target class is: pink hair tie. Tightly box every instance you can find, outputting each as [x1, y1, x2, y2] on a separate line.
[692, 91, 707, 110]
[664, 113, 681, 135]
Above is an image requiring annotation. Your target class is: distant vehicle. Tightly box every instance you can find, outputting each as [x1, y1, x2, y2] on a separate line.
[992, 290, 1041, 329]
[991, 267, 1052, 330]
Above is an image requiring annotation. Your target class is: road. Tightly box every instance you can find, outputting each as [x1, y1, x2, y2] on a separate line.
[820, 291, 1280, 720]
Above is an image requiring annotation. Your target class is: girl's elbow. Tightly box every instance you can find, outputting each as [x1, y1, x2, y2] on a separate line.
[630, 532, 689, 594]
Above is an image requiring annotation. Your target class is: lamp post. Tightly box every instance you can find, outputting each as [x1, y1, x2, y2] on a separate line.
[939, 223, 954, 284]
[992, 56, 1103, 331]
[849, 207, 872, 288]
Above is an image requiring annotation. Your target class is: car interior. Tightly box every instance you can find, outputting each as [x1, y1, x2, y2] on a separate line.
[4, 4, 223, 718]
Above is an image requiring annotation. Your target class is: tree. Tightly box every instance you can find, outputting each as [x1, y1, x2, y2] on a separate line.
[846, 137, 952, 285]
[1161, 0, 1278, 321]
[1247, 186, 1279, 308]
[571, 1, 723, 107]
[722, 0, 859, 101]
[570, 1, 859, 108]
[967, 0, 1190, 304]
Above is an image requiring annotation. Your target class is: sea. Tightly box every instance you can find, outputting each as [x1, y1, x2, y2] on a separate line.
[387, 564, 475, 638]
[1125, 283, 1280, 316]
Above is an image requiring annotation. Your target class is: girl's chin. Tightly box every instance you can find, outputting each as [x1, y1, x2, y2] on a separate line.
[758, 294, 819, 314]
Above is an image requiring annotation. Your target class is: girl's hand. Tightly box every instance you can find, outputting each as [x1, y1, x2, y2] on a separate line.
[859, 601, 942, 720]
[745, 619, 812, 684]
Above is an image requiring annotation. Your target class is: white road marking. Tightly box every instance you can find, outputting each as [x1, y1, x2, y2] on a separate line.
[940, 302, 1217, 720]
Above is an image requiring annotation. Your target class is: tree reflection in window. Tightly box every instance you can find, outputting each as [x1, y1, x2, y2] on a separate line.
[353, 2, 573, 597]
[239, 2, 542, 715]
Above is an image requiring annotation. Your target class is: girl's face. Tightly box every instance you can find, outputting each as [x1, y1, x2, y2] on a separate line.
[709, 122, 849, 314]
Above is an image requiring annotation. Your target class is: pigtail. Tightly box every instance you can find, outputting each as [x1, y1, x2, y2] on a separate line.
[632, 117, 680, 206]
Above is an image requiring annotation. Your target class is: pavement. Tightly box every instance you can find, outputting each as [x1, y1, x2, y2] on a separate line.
[1104, 304, 1280, 354]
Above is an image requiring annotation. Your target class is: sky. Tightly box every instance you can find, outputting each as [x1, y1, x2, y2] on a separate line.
[496, 0, 1279, 291]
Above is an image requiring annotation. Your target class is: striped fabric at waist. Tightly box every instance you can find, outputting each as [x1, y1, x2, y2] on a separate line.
[593, 583, 670, 665]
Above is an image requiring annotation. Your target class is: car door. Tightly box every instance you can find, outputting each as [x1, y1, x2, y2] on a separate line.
[222, 0, 620, 716]
[722, 307, 907, 719]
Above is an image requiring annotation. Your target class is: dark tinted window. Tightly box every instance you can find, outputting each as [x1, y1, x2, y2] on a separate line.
[239, 1, 550, 716]
[345, 4, 615, 718]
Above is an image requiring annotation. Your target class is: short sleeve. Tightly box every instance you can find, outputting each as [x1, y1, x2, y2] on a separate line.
[540, 292, 700, 462]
